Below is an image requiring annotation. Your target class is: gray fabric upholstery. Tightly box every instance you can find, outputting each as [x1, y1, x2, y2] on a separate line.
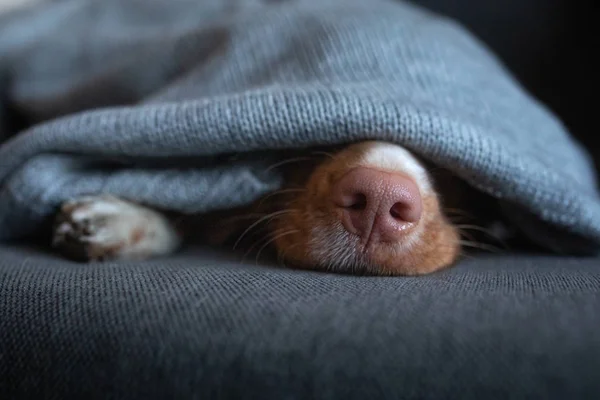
[1, 245, 600, 399]
[1, 0, 599, 254]
[2, 1, 599, 399]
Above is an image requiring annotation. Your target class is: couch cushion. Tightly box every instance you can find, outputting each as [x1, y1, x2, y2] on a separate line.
[1, 245, 599, 399]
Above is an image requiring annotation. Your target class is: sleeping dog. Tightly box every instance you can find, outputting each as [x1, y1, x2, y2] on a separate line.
[52, 140, 505, 276]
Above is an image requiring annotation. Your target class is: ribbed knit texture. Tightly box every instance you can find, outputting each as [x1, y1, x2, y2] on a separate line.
[1, 245, 600, 399]
[0, 0, 599, 253]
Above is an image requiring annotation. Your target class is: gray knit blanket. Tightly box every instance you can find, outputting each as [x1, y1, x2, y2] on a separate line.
[1, 0, 599, 254]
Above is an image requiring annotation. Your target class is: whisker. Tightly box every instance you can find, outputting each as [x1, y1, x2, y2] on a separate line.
[255, 230, 300, 265]
[444, 208, 476, 219]
[455, 224, 495, 234]
[217, 213, 270, 225]
[172, 211, 270, 230]
[243, 236, 270, 260]
[244, 226, 290, 257]
[257, 188, 307, 208]
[233, 209, 295, 250]
[266, 157, 313, 172]
[455, 224, 509, 250]
[311, 150, 335, 160]
[458, 229, 479, 244]
[457, 251, 477, 261]
[459, 240, 502, 253]
[447, 216, 476, 225]
[277, 242, 301, 265]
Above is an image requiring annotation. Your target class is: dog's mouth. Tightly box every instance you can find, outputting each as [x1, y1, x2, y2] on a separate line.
[271, 212, 456, 276]
[309, 222, 422, 276]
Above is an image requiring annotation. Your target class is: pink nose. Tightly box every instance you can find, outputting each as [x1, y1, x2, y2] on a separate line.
[331, 167, 422, 243]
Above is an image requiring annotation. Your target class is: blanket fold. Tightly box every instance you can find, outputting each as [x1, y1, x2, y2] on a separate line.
[1, 0, 599, 254]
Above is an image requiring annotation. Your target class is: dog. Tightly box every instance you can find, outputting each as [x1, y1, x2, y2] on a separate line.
[52, 140, 508, 276]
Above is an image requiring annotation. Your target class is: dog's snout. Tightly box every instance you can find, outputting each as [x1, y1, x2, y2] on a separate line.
[331, 167, 422, 242]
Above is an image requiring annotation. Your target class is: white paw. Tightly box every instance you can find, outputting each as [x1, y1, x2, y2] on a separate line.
[53, 195, 181, 262]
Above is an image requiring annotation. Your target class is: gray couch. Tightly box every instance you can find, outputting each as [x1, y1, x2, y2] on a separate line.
[2, 245, 600, 398]
[1, 1, 599, 399]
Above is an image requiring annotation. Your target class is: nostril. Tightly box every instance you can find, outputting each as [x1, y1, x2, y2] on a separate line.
[390, 200, 421, 223]
[389, 202, 406, 219]
[347, 193, 367, 210]
[336, 192, 367, 210]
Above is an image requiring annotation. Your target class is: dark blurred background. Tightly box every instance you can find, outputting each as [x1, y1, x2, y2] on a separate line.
[410, 0, 598, 173]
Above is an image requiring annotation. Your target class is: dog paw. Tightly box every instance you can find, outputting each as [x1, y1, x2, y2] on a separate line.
[53, 195, 180, 262]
